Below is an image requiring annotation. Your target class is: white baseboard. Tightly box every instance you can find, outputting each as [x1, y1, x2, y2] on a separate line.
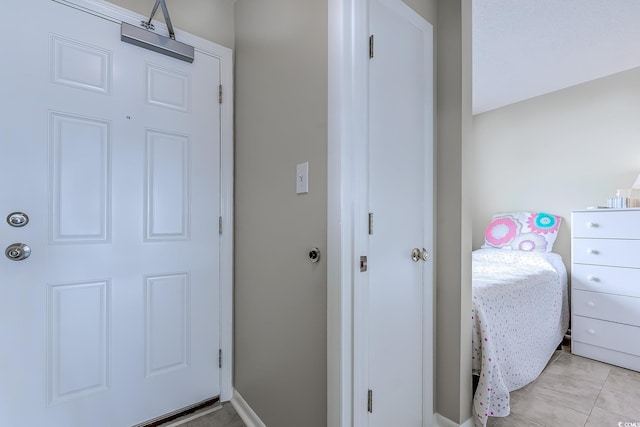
[231, 389, 267, 427]
[434, 413, 474, 427]
[461, 417, 475, 427]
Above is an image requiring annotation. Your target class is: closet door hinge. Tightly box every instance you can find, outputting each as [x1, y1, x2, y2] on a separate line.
[219, 349, 222, 368]
[368, 213, 373, 235]
[367, 389, 373, 413]
[219, 84, 223, 104]
[369, 35, 374, 59]
[219, 216, 223, 235]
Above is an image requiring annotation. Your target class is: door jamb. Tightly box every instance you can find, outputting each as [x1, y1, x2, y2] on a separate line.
[327, 0, 369, 425]
[52, 0, 234, 402]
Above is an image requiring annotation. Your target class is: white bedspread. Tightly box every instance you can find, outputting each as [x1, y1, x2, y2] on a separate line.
[472, 248, 568, 427]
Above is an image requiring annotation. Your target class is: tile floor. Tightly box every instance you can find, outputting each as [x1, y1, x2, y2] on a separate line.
[487, 349, 640, 427]
[167, 349, 640, 427]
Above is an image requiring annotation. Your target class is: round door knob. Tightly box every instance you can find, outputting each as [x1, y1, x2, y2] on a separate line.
[411, 248, 429, 262]
[5, 243, 31, 261]
[586, 222, 598, 228]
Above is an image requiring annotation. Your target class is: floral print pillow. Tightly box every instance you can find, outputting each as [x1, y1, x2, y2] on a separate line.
[482, 212, 562, 252]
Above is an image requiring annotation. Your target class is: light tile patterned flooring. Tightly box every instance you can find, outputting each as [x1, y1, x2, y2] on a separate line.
[169, 349, 640, 427]
[487, 349, 640, 427]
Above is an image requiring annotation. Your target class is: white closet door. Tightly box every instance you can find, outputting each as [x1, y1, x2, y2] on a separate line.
[367, 0, 434, 425]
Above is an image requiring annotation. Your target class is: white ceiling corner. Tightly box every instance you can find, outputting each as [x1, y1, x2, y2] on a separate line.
[472, 0, 640, 115]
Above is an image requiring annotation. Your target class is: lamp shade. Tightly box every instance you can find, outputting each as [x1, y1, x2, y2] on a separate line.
[633, 173, 640, 190]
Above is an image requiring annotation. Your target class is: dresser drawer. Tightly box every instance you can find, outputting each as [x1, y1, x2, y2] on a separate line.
[572, 264, 640, 297]
[573, 238, 640, 268]
[572, 290, 640, 327]
[572, 315, 640, 357]
[573, 210, 640, 239]
[573, 342, 640, 372]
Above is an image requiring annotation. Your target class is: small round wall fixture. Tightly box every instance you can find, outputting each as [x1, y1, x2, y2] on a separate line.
[308, 247, 320, 263]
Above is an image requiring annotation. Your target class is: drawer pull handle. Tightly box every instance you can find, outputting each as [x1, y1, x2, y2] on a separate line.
[587, 328, 596, 335]
[587, 275, 600, 282]
[587, 249, 599, 255]
[587, 301, 596, 308]
[586, 222, 599, 228]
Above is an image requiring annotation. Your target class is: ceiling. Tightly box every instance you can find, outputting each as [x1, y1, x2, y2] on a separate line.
[472, 0, 640, 115]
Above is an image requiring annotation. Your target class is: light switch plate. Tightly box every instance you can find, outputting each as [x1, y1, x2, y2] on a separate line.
[296, 162, 309, 194]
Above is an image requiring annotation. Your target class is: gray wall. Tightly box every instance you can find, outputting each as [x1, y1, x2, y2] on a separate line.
[435, 0, 473, 423]
[472, 67, 640, 266]
[403, 0, 437, 22]
[233, 1, 328, 426]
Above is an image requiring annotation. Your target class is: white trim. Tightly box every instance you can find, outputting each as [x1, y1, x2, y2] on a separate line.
[50, 0, 234, 403]
[217, 16, 235, 404]
[434, 414, 474, 427]
[461, 417, 475, 427]
[350, 1, 371, 425]
[231, 389, 267, 427]
[327, 0, 366, 425]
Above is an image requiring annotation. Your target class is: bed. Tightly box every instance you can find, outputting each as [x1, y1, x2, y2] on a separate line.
[472, 212, 569, 427]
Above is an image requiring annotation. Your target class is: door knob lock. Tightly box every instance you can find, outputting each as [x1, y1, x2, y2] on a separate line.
[5, 243, 31, 261]
[411, 248, 429, 262]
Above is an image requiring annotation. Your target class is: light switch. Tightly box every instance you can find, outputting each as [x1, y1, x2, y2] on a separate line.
[296, 162, 309, 194]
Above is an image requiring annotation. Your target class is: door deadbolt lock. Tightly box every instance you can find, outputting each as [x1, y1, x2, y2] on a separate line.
[5, 243, 31, 261]
[308, 247, 320, 263]
[7, 212, 29, 227]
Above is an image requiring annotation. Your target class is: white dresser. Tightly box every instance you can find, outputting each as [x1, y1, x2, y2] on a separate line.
[571, 208, 640, 371]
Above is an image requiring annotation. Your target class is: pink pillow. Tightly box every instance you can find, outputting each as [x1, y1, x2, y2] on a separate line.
[482, 212, 562, 252]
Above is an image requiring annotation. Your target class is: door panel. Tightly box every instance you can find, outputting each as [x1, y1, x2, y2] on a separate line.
[0, 1, 221, 426]
[368, 0, 434, 425]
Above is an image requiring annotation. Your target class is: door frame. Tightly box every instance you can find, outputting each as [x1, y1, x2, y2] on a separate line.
[327, 1, 434, 425]
[327, 0, 367, 424]
[51, 0, 234, 402]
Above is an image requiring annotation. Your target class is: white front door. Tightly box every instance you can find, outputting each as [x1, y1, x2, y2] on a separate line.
[0, 1, 223, 426]
[367, 0, 434, 425]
